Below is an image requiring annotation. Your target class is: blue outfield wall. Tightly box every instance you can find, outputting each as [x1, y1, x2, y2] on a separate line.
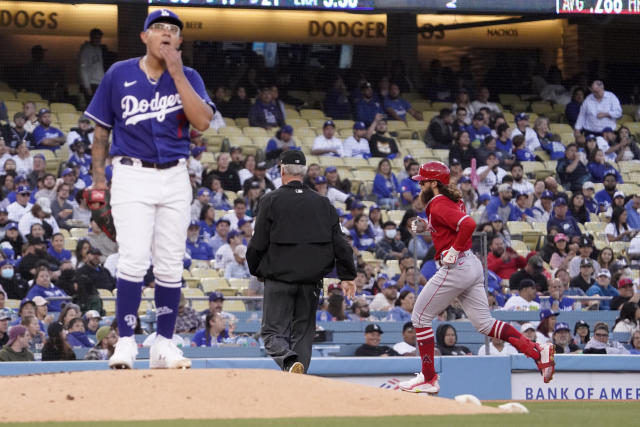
[1, 355, 639, 400]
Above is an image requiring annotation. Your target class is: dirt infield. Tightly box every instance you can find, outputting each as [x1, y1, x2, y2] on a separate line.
[0, 369, 500, 422]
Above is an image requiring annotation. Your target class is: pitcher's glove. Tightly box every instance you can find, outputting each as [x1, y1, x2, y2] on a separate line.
[83, 188, 116, 242]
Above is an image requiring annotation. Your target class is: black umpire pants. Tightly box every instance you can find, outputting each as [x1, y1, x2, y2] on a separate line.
[261, 279, 320, 373]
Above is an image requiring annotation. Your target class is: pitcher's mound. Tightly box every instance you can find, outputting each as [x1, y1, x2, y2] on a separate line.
[0, 369, 500, 422]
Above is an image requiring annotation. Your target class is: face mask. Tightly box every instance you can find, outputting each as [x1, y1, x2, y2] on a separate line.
[360, 309, 370, 318]
[385, 229, 397, 239]
[1, 268, 14, 279]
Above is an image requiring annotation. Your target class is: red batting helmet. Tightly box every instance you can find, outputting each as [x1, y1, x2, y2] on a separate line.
[412, 161, 450, 185]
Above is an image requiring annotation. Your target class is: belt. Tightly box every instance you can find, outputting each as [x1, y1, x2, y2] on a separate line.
[119, 156, 180, 170]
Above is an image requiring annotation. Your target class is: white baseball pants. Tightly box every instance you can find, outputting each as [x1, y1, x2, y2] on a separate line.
[110, 157, 191, 287]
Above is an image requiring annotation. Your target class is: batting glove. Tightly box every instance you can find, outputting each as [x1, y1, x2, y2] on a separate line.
[441, 247, 460, 266]
[411, 218, 428, 234]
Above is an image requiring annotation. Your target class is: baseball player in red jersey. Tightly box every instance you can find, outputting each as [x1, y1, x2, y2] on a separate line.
[398, 161, 555, 394]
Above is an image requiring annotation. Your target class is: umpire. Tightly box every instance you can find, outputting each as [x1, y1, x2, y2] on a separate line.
[247, 150, 356, 374]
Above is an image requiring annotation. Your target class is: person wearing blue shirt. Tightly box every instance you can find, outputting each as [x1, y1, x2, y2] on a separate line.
[581, 181, 599, 215]
[248, 85, 285, 129]
[594, 172, 619, 207]
[512, 134, 536, 162]
[67, 140, 93, 179]
[24, 266, 68, 312]
[495, 123, 513, 153]
[547, 197, 582, 238]
[509, 192, 535, 222]
[31, 109, 65, 152]
[185, 221, 214, 261]
[383, 83, 423, 122]
[47, 233, 72, 262]
[587, 151, 623, 183]
[464, 112, 491, 145]
[356, 82, 384, 126]
[484, 184, 515, 223]
[384, 290, 414, 322]
[191, 312, 228, 347]
[556, 143, 592, 192]
[539, 137, 566, 160]
[586, 269, 619, 310]
[399, 161, 421, 206]
[198, 205, 217, 241]
[625, 196, 640, 230]
[350, 214, 376, 252]
[372, 158, 400, 209]
[265, 125, 300, 161]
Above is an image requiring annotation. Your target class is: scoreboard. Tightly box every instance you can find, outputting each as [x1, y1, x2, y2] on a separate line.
[555, 0, 640, 14]
[147, 0, 375, 10]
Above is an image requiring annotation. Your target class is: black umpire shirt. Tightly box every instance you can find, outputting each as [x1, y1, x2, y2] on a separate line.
[247, 180, 356, 284]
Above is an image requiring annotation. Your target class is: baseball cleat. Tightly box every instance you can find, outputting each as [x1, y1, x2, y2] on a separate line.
[536, 342, 555, 383]
[398, 373, 440, 394]
[149, 336, 192, 369]
[108, 336, 138, 369]
[288, 361, 305, 374]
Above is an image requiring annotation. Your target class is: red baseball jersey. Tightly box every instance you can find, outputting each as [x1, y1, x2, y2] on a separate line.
[424, 194, 475, 259]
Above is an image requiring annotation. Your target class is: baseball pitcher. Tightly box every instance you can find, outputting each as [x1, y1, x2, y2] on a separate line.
[85, 9, 214, 369]
[398, 162, 555, 393]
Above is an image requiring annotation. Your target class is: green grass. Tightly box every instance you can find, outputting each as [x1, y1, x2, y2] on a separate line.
[4, 401, 640, 427]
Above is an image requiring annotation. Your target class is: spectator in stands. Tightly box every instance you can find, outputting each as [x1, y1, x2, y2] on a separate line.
[21, 102, 37, 134]
[188, 147, 205, 186]
[204, 152, 241, 193]
[487, 235, 526, 280]
[22, 314, 44, 358]
[49, 184, 73, 230]
[531, 190, 553, 223]
[597, 127, 624, 163]
[587, 269, 619, 310]
[237, 155, 257, 186]
[42, 321, 76, 361]
[355, 323, 399, 357]
[481, 184, 514, 224]
[72, 191, 91, 227]
[349, 297, 376, 321]
[215, 229, 243, 271]
[368, 118, 399, 158]
[570, 258, 596, 293]
[510, 191, 535, 222]
[436, 324, 472, 356]
[605, 206, 637, 243]
[574, 80, 622, 135]
[629, 330, 640, 354]
[18, 198, 58, 239]
[512, 134, 536, 162]
[384, 83, 422, 122]
[208, 218, 230, 256]
[475, 153, 506, 197]
[547, 197, 582, 239]
[579, 182, 598, 215]
[385, 290, 414, 322]
[224, 245, 250, 279]
[615, 125, 640, 162]
[465, 112, 491, 145]
[356, 82, 384, 126]
[517, 322, 536, 343]
[372, 159, 399, 210]
[6, 112, 35, 152]
[223, 198, 252, 231]
[191, 188, 210, 222]
[565, 88, 585, 128]
[574, 320, 590, 347]
[424, 108, 454, 149]
[343, 122, 373, 159]
[32, 109, 64, 152]
[535, 118, 566, 161]
[175, 292, 203, 334]
[12, 141, 33, 177]
[392, 322, 416, 356]
[323, 167, 350, 196]
[196, 206, 216, 242]
[611, 278, 639, 310]
[47, 233, 71, 264]
[553, 322, 581, 354]
[584, 322, 629, 354]
[65, 317, 94, 348]
[265, 125, 299, 162]
[502, 279, 540, 311]
[449, 130, 476, 170]
[588, 150, 621, 185]
[82, 310, 100, 336]
[375, 222, 407, 261]
[186, 221, 214, 261]
[77, 247, 114, 291]
[66, 116, 94, 150]
[85, 326, 117, 360]
[509, 255, 548, 292]
[324, 75, 351, 120]
[457, 176, 477, 213]
[549, 233, 575, 270]
[613, 301, 639, 334]
[350, 214, 376, 252]
[0, 325, 33, 362]
[326, 293, 347, 321]
[208, 178, 232, 212]
[511, 113, 539, 152]
[311, 120, 343, 157]
[567, 236, 597, 279]
[453, 107, 468, 131]
[191, 312, 228, 347]
[398, 162, 420, 207]
[243, 162, 274, 195]
[536, 309, 559, 344]
[0, 258, 26, 300]
[624, 194, 640, 231]
[370, 281, 397, 312]
[25, 265, 67, 312]
[477, 336, 518, 356]
[556, 143, 592, 193]
[451, 90, 473, 125]
[227, 146, 244, 173]
[248, 84, 285, 129]
[470, 86, 499, 113]
[224, 86, 250, 119]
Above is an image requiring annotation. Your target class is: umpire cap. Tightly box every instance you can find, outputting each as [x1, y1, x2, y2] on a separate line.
[280, 150, 306, 166]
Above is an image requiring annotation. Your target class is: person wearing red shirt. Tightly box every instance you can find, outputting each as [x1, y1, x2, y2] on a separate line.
[398, 161, 555, 394]
[487, 235, 527, 280]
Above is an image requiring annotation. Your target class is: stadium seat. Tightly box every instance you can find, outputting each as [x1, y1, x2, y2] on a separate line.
[284, 108, 300, 118]
[190, 268, 219, 279]
[182, 288, 204, 298]
[50, 102, 78, 113]
[228, 278, 250, 290]
[293, 127, 317, 138]
[5, 299, 20, 309]
[386, 120, 407, 131]
[510, 240, 529, 256]
[218, 127, 243, 137]
[300, 109, 325, 120]
[234, 118, 250, 128]
[70, 228, 88, 239]
[223, 300, 246, 312]
[430, 102, 452, 111]
[342, 157, 370, 168]
[498, 94, 520, 108]
[286, 118, 309, 129]
[507, 221, 532, 235]
[242, 127, 268, 137]
[201, 277, 230, 293]
[308, 119, 327, 129]
[531, 102, 553, 115]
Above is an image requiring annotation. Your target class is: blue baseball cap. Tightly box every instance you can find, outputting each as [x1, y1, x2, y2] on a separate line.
[478, 194, 491, 203]
[541, 190, 554, 199]
[237, 218, 250, 228]
[281, 124, 293, 134]
[188, 220, 200, 228]
[602, 127, 614, 133]
[540, 309, 560, 321]
[489, 214, 502, 222]
[515, 112, 529, 122]
[197, 187, 210, 197]
[376, 273, 389, 281]
[0, 208, 6, 214]
[353, 121, 366, 130]
[351, 201, 365, 210]
[403, 155, 414, 161]
[459, 176, 471, 183]
[14, 175, 26, 184]
[315, 175, 327, 185]
[61, 168, 74, 177]
[5, 222, 18, 231]
[554, 322, 571, 333]
[369, 204, 380, 211]
[325, 166, 337, 173]
[382, 281, 396, 289]
[16, 185, 30, 194]
[33, 153, 46, 161]
[553, 197, 568, 207]
[227, 230, 241, 242]
[208, 291, 224, 302]
[143, 9, 183, 31]
[323, 120, 335, 128]
[585, 134, 596, 141]
[216, 218, 230, 226]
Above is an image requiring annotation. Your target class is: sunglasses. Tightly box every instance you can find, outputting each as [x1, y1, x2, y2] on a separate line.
[595, 333, 609, 338]
[148, 22, 180, 36]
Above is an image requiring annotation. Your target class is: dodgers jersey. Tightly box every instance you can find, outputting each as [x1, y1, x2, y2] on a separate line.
[85, 58, 215, 164]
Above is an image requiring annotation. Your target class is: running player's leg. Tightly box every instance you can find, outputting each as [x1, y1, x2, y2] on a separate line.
[151, 165, 191, 341]
[410, 267, 458, 383]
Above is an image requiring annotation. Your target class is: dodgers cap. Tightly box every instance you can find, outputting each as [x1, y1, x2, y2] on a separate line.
[144, 9, 183, 31]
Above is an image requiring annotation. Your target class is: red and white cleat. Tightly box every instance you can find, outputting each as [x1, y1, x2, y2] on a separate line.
[536, 342, 555, 383]
[398, 373, 440, 394]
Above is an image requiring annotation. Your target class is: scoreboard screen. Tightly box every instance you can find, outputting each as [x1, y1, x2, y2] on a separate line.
[148, 0, 375, 10]
[556, 0, 640, 14]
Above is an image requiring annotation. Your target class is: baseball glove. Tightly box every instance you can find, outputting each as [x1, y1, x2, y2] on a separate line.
[83, 188, 116, 242]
